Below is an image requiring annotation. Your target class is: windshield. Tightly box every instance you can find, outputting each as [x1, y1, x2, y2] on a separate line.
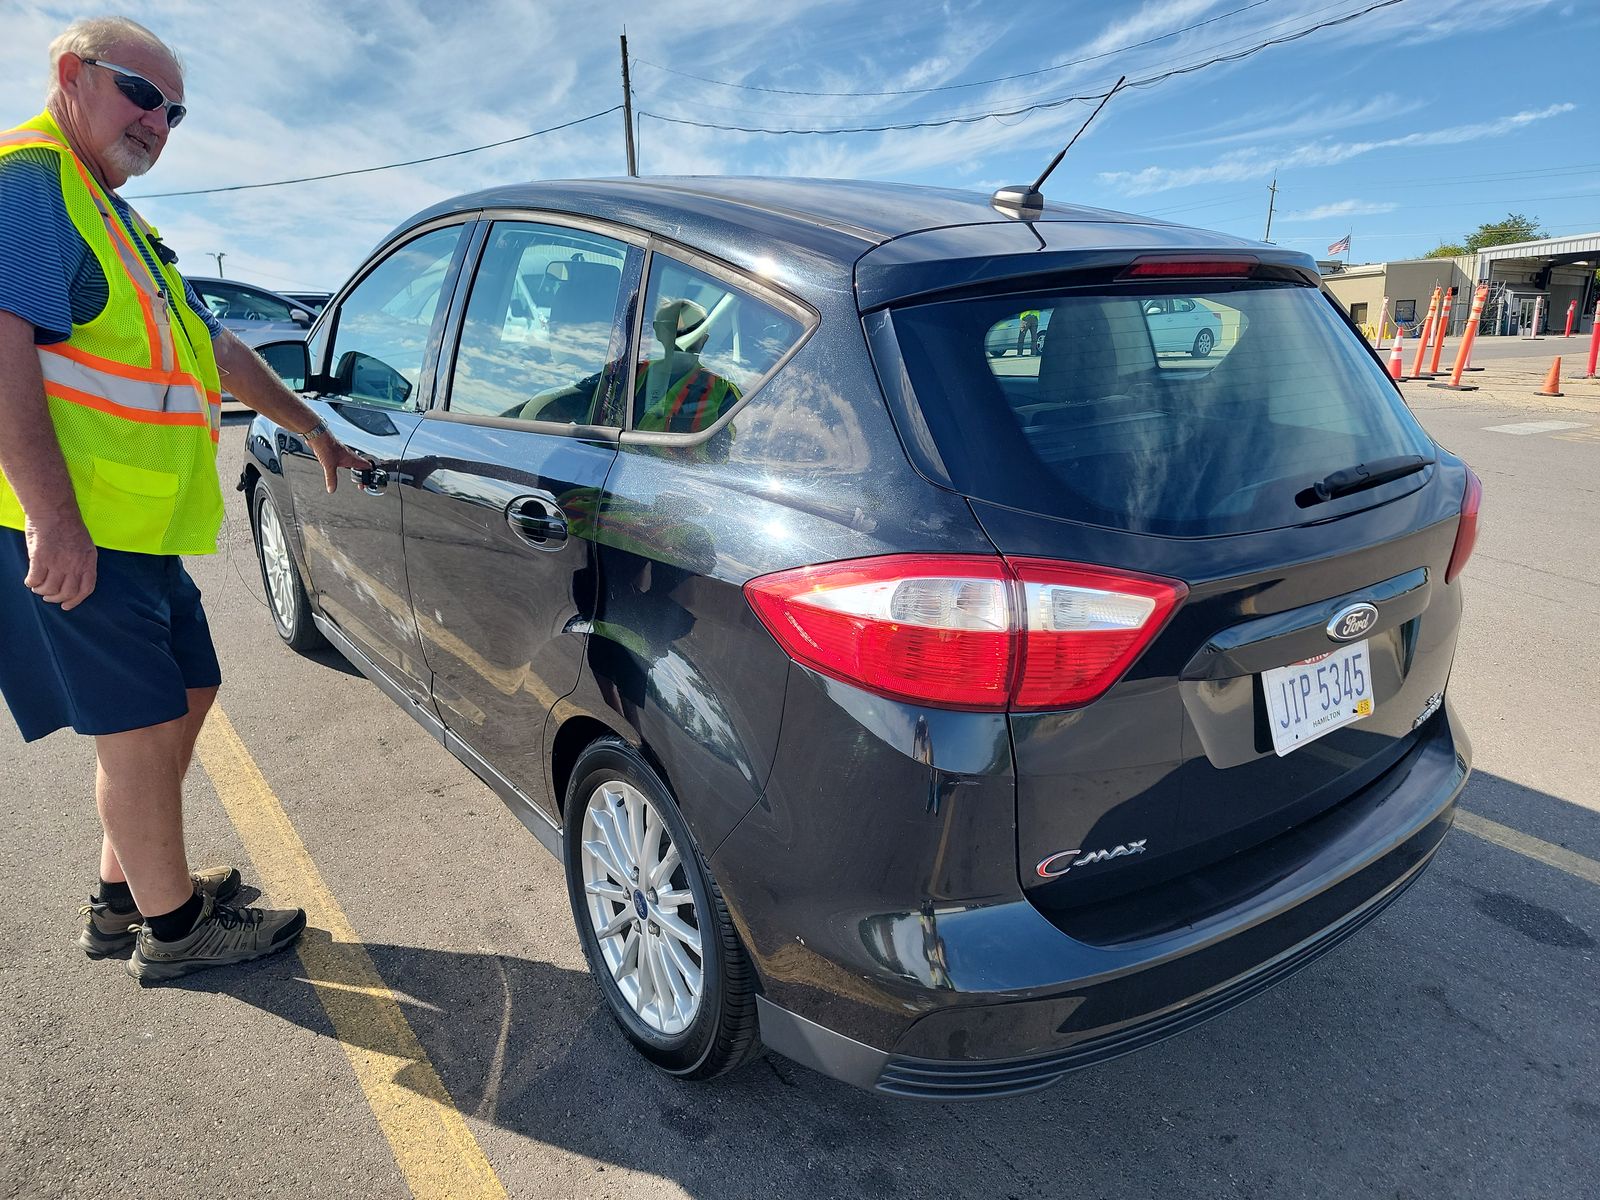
[885, 281, 1433, 536]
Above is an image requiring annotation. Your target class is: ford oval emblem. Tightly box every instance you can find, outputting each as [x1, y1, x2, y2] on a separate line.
[1327, 602, 1379, 642]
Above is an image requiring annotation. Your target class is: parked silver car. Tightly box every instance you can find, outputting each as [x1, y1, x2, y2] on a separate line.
[186, 276, 315, 347]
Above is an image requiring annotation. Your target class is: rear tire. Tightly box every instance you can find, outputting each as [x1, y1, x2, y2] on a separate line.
[563, 737, 759, 1080]
[251, 483, 325, 652]
[1191, 328, 1215, 358]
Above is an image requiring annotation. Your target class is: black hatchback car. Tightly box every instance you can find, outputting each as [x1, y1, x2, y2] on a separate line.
[244, 178, 1477, 1099]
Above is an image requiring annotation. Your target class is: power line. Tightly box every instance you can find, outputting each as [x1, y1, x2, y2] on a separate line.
[128, 107, 622, 199]
[634, 0, 1279, 98]
[1368, 163, 1600, 189]
[638, 95, 1092, 136]
[1326, 189, 1600, 213]
[1274, 221, 1600, 242]
[638, 0, 1403, 137]
[1141, 162, 1600, 221]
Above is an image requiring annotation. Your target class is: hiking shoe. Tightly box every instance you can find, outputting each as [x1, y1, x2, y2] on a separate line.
[77, 866, 244, 958]
[126, 893, 306, 983]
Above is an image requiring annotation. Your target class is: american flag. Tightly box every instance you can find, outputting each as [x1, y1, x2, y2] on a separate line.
[1327, 234, 1351, 255]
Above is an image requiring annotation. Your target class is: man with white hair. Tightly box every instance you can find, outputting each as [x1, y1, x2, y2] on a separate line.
[0, 17, 367, 981]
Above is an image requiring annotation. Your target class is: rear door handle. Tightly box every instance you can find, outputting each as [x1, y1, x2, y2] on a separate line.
[506, 495, 568, 549]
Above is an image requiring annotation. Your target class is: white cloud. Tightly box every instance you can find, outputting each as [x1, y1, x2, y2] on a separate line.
[1068, 0, 1222, 61]
[1099, 103, 1578, 195]
[1151, 94, 1426, 152]
[1282, 199, 1398, 222]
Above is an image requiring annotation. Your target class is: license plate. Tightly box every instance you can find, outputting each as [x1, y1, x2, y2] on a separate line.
[1262, 640, 1374, 757]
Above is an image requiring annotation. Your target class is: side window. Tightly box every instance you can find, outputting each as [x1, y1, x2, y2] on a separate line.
[192, 283, 229, 317]
[632, 256, 804, 435]
[448, 222, 629, 424]
[322, 226, 463, 410]
[196, 282, 296, 321]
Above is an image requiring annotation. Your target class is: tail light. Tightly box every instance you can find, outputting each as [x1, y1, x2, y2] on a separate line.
[744, 554, 1187, 712]
[1445, 467, 1482, 584]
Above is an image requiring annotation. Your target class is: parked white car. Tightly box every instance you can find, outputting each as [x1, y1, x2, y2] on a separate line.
[1141, 296, 1222, 357]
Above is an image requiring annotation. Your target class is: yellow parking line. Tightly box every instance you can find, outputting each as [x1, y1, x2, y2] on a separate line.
[1456, 810, 1600, 887]
[196, 706, 508, 1200]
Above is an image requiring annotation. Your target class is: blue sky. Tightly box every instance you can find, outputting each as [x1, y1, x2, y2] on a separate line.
[4, 0, 1594, 291]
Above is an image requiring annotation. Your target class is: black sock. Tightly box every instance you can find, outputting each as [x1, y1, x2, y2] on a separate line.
[96, 879, 135, 911]
[147, 891, 205, 942]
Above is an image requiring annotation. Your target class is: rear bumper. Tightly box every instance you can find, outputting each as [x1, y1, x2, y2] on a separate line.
[756, 708, 1470, 1099]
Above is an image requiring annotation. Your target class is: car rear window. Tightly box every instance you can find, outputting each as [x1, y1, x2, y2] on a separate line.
[886, 282, 1433, 536]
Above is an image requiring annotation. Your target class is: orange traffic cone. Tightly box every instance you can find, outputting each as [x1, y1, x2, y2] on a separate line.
[1389, 332, 1405, 380]
[1536, 356, 1564, 397]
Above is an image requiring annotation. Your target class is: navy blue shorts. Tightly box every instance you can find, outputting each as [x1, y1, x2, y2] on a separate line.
[0, 528, 221, 742]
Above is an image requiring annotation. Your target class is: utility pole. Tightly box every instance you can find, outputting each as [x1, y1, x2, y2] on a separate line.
[1263, 177, 1277, 243]
[620, 33, 638, 177]
[209, 251, 226, 277]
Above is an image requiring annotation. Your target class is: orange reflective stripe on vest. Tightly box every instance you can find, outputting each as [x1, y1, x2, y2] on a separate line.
[39, 346, 207, 418]
[636, 365, 739, 433]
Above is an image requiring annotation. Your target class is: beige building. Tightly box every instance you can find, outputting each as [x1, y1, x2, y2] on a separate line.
[1321, 258, 1469, 338]
[1321, 231, 1600, 339]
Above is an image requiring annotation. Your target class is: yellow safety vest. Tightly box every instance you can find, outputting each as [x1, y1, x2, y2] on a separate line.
[634, 359, 741, 434]
[0, 111, 223, 556]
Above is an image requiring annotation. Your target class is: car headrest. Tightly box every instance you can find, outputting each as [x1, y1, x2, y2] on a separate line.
[1038, 303, 1121, 401]
[549, 261, 622, 330]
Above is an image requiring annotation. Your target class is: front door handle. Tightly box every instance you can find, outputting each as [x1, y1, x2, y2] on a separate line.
[506, 496, 568, 549]
[352, 464, 388, 495]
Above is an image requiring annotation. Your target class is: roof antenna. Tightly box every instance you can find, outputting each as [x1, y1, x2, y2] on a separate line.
[992, 75, 1127, 221]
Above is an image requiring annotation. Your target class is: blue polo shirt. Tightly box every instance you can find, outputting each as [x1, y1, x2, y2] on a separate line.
[0, 146, 221, 343]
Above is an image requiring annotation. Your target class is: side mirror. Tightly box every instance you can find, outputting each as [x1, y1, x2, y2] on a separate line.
[291, 308, 313, 327]
[256, 339, 310, 391]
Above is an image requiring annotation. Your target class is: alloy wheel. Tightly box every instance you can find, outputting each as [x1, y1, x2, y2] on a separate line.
[580, 778, 704, 1036]
[257, 492, 299, 633]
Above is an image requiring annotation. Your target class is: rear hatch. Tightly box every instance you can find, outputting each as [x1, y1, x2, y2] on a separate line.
[865, 240, 1475, 921]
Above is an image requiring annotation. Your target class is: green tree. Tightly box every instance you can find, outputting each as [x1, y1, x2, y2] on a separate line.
[1463, 213, 1545, 253]
[1424, 242, 1467, 258]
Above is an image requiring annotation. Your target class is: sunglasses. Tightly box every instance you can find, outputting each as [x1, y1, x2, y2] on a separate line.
[81, 58, 186, 129]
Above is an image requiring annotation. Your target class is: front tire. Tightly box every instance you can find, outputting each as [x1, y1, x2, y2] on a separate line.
[563, 737, 759, 1080]
[251, 483, 325, 652]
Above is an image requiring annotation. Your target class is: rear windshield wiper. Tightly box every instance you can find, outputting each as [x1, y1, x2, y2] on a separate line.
[1301, 455, 1428, 505]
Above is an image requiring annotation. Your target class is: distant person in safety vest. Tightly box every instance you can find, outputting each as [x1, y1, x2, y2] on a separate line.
[0, 17, 368, 983]
[1017, 308, 1041, 357]
[634, 298, 741, 434]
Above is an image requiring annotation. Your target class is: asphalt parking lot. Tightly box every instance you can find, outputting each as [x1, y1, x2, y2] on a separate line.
[1, 355, 1596, 1199]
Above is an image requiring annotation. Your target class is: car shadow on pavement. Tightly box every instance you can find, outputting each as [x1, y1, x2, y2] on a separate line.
[160, 771, 1598, 1198]
[299, 645, 362, 678]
